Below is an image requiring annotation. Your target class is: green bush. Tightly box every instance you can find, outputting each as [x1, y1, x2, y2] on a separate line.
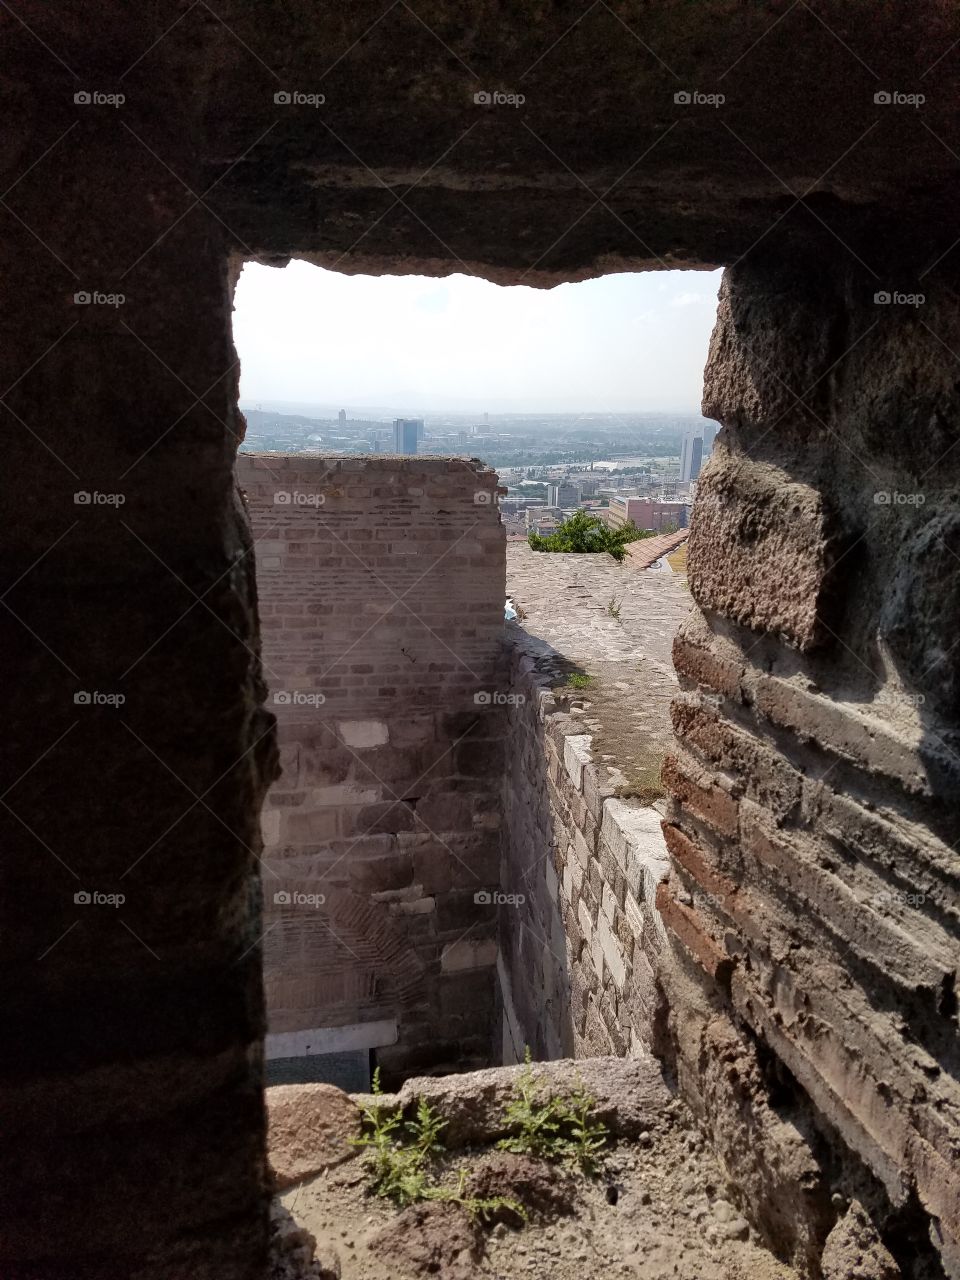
[528, 511, 651, 563]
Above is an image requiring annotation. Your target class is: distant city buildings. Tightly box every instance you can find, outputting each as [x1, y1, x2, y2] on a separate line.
[393, 418, 421, 454]
[604, 496, 688, 532]
[338, 408, 346, 428]
[679, 431, 704, 484]
[547, 480, 581, 507]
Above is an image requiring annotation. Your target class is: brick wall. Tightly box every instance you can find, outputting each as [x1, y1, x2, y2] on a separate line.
[236, 453, 506, 1084]
[498, 632, 670, 1065]
[660, 256, 960, 1275]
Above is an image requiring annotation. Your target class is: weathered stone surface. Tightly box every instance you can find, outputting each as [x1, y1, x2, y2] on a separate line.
[881, 509, 960, 717]
[820, 1201, 901, 1280]
[665, 254, 960, 1278]
[466, 1152, 577, 1224]
[688, 453, 838, 651]
[369, 1201, 484, 1280]
[267, 1084, 361, 1189]
[498, 550, 686, 1065]
[360, 1055, 672, 1148]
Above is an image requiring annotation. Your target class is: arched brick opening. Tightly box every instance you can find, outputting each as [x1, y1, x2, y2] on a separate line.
[4, 5, 960, 1278]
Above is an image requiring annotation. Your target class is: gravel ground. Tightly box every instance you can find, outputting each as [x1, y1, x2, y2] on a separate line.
[281, 1096, 798, 1280]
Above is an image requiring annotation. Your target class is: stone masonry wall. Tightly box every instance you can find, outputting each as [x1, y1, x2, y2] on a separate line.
[660, 253, 960, 1277]
[236, 453, 506, 1085]
[498, 631, 670, 1066]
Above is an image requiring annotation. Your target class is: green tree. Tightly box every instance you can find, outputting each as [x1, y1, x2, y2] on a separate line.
[527, 511, 651, 563]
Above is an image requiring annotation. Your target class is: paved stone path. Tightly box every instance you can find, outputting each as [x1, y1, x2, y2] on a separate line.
[506, 544, 693, 796]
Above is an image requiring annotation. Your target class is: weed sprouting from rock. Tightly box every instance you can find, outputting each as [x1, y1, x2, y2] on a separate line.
[497, 1049, 610, 1173]
[353, 1068, 525, 1221]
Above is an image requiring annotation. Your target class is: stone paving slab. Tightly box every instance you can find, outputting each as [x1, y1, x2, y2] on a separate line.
[506, 544, 692, 793]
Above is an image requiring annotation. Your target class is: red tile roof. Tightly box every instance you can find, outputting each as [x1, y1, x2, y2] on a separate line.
[624, 528, 690, 569]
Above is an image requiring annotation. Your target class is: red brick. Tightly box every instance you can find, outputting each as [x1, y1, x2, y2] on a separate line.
[656, 882, 732, 984]
[661, 754, 739, 838]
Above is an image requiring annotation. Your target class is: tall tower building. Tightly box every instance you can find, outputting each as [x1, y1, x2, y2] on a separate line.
[679, 431, 704, 484]
[338, 408, 346, 428]
[393, 418, 421, 454]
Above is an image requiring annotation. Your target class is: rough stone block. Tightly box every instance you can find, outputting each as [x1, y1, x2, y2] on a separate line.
[563, 735, 592, 790]
[661, 755, 739, 839]
[689, 456, 839, 651]
[338, 720, 390, 748]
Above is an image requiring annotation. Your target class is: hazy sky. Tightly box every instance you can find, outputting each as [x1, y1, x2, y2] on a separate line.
[233, 262, 724, 413]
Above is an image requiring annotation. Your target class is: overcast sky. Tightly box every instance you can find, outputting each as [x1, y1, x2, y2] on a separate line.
[233, 262, 724, 414]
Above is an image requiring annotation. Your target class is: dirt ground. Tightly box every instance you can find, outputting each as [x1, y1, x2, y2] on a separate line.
[280, 1099, 799, 1280]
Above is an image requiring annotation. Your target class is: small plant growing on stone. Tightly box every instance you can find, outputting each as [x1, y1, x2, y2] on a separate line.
[607, 597, 622, 620]
[354, 1070, 525, 1221]
[498, 1050, 609, 1173]
[561, 1084, 609, 1174]
[353, 1068, 440, 1206]
[497, 1049, 567, 1160]
[445, 1168, 527, 1224]
[567, 673, 592, 689]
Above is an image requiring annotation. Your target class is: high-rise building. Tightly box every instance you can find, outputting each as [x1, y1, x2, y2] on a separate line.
[393, 418, 421, 454]
[338, 408, 346, 428]
[548, 480, 582, 508]
[679, 431, 704, 484]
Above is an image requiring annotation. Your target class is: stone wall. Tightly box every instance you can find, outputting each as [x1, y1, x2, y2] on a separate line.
[236, 453, 506, 1084]
[498, 631, 671, 1066]
[659, 253, 960, 1277]
[8, 6, 960, 1276]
